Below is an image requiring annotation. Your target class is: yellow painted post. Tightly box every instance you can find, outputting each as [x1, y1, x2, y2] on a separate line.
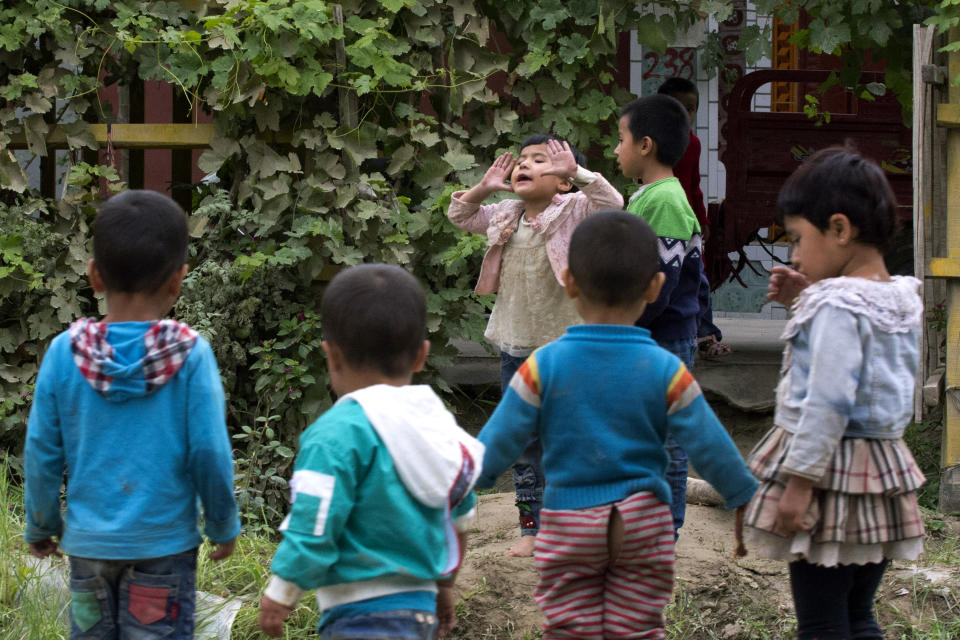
[939, 27, 960, 512]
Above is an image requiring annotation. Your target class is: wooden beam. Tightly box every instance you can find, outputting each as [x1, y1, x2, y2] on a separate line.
[5, 123, 295, 150]
[938, 103, 960, 128]
[914, 24, 935, 422]
[6, 123, 214, 150]
[943, 66, 960, 473]
[929, 257, 960, 278]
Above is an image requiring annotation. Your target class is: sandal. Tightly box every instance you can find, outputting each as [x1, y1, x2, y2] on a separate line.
[697, 335, 732, 359]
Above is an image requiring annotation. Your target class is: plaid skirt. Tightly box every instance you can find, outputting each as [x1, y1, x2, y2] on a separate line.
[744, 426, 926, 567]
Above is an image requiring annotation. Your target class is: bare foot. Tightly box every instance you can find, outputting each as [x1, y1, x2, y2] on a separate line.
[506, 535, 536, 557]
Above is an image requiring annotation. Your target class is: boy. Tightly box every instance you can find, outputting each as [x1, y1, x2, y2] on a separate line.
[615, 94, 707, 537]
[475, 212, 757, 639]
[657, 77, 729, 359]
[448, 134, 623, 557]
[258, 264, 485, 639]
[24, 190, 240, 639]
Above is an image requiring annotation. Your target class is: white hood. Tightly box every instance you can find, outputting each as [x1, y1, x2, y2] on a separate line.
[341, 384, 485, 509]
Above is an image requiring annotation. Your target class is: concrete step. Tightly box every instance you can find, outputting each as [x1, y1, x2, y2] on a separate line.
[693, 318, 784, 413]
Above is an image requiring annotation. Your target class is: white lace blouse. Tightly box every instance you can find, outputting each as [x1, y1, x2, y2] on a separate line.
[484, 218, 582, 356]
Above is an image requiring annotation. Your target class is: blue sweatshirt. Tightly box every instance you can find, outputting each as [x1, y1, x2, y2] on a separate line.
[24, 320, 240, 559]
[476, 325, 757, 511]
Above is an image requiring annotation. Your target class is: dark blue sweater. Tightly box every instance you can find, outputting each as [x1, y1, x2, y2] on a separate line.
[627, 178, 705, 343]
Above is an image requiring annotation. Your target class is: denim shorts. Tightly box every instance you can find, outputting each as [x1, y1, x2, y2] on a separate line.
[67, 548, 197, 640]
[319, 609, 438, 640]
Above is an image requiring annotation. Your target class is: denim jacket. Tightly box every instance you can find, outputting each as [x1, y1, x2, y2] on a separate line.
[774, 276, 922, 480]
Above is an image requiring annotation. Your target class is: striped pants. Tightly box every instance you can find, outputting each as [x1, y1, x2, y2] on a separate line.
[534, 492, 675, 639]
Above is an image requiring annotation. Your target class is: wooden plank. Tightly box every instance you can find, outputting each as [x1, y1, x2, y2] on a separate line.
[333, 4, 358, 180]
[945, 279, 960, 468]
[944, 97, 960, 469]
[937, 103, 960, 128]
[6, 123, 295, 150]
[930, 257, 960, 278]
[6, 123, 215, 149]
[914, 24, 935, 422]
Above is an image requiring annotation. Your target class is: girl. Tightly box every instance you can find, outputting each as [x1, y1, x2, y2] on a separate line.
[744, 147, 926, 639]
[447, 135, 623, 556]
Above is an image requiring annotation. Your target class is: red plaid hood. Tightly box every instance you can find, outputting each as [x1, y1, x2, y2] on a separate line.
[69, 318, 198, 401]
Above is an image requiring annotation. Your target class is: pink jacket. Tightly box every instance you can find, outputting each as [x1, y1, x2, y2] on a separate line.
[447, 173, 624, 294]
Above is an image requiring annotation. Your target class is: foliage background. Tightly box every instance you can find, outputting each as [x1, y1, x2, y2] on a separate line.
[0, 0, 957, 527]
[0, 0, 721, 527]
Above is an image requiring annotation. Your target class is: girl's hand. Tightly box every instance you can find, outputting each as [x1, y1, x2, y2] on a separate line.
[541, 139, 578, 181]
[774, 476, 814, 535]
[480, 152, 515, 193]
[767, 265, 809, 307]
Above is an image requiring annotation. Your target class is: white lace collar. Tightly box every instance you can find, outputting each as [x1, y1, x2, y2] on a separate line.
[782, 275, 922, 342]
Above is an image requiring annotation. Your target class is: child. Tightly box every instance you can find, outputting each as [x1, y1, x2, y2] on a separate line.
[258, 264, 485, 639]
[24, 190, 240, 639]
[657, 77, 729, 359]
[475, 211, 757, 639]
[448, 133, 623, 556]
[744, 148, 926, 639]
[615, 94, 706, 536]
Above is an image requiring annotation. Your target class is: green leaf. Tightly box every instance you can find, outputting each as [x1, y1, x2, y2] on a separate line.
[330, 122, 378, 164]
[808, 18, 851, 54]
[387, 144, 415, 175]
[557, 33, 589, 64]
[442, 150, 476, 172]
[635, 14, 669, 54]
[62, 121, 97, 152]
[198, 136, 241, 175]
[23, 113, 49, 156]
[530, 0, 568, 30]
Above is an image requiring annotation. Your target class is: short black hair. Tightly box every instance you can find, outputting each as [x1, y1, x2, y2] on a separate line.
[568, 211, 659, 307]
[620, 95, 690, 167]
[93, 190, 188, 293]
[657, 77, 698, 98]
[777, 146, 898, 250]
[321, 264, 427, 377]
[520, 133, 588, 192]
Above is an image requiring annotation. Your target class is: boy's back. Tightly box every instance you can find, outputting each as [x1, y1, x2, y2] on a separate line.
[479, 323, 752, 511]
[475, 212, 757, 639]
[267, 385, 481, 615]
[259, 264, 483, 639]
[25, 320, 239, 558]
[23, 189, 239, 640]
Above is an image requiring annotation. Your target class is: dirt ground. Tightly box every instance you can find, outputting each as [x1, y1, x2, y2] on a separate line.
[448, 395, 960, 639]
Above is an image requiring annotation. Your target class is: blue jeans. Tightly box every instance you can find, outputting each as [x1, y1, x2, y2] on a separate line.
[320, 609, 438, 639]
[658, 337, 697, 538]
[790, 559, 888, 639]
[501, 351, 543, 536]
[697, 272, 723, 341]
[67, 548, 198, 640]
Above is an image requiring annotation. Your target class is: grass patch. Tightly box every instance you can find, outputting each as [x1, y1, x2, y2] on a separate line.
[0, 455, 318, 639]
[666, 575, 796, 639]
[0, 457, 69, 639]
[904, 413, 944, 511]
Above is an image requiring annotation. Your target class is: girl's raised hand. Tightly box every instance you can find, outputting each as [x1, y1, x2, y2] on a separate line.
[480, 152, 515, 192]
[767, 265, 809, 307]
[541, 139, 578, 180]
